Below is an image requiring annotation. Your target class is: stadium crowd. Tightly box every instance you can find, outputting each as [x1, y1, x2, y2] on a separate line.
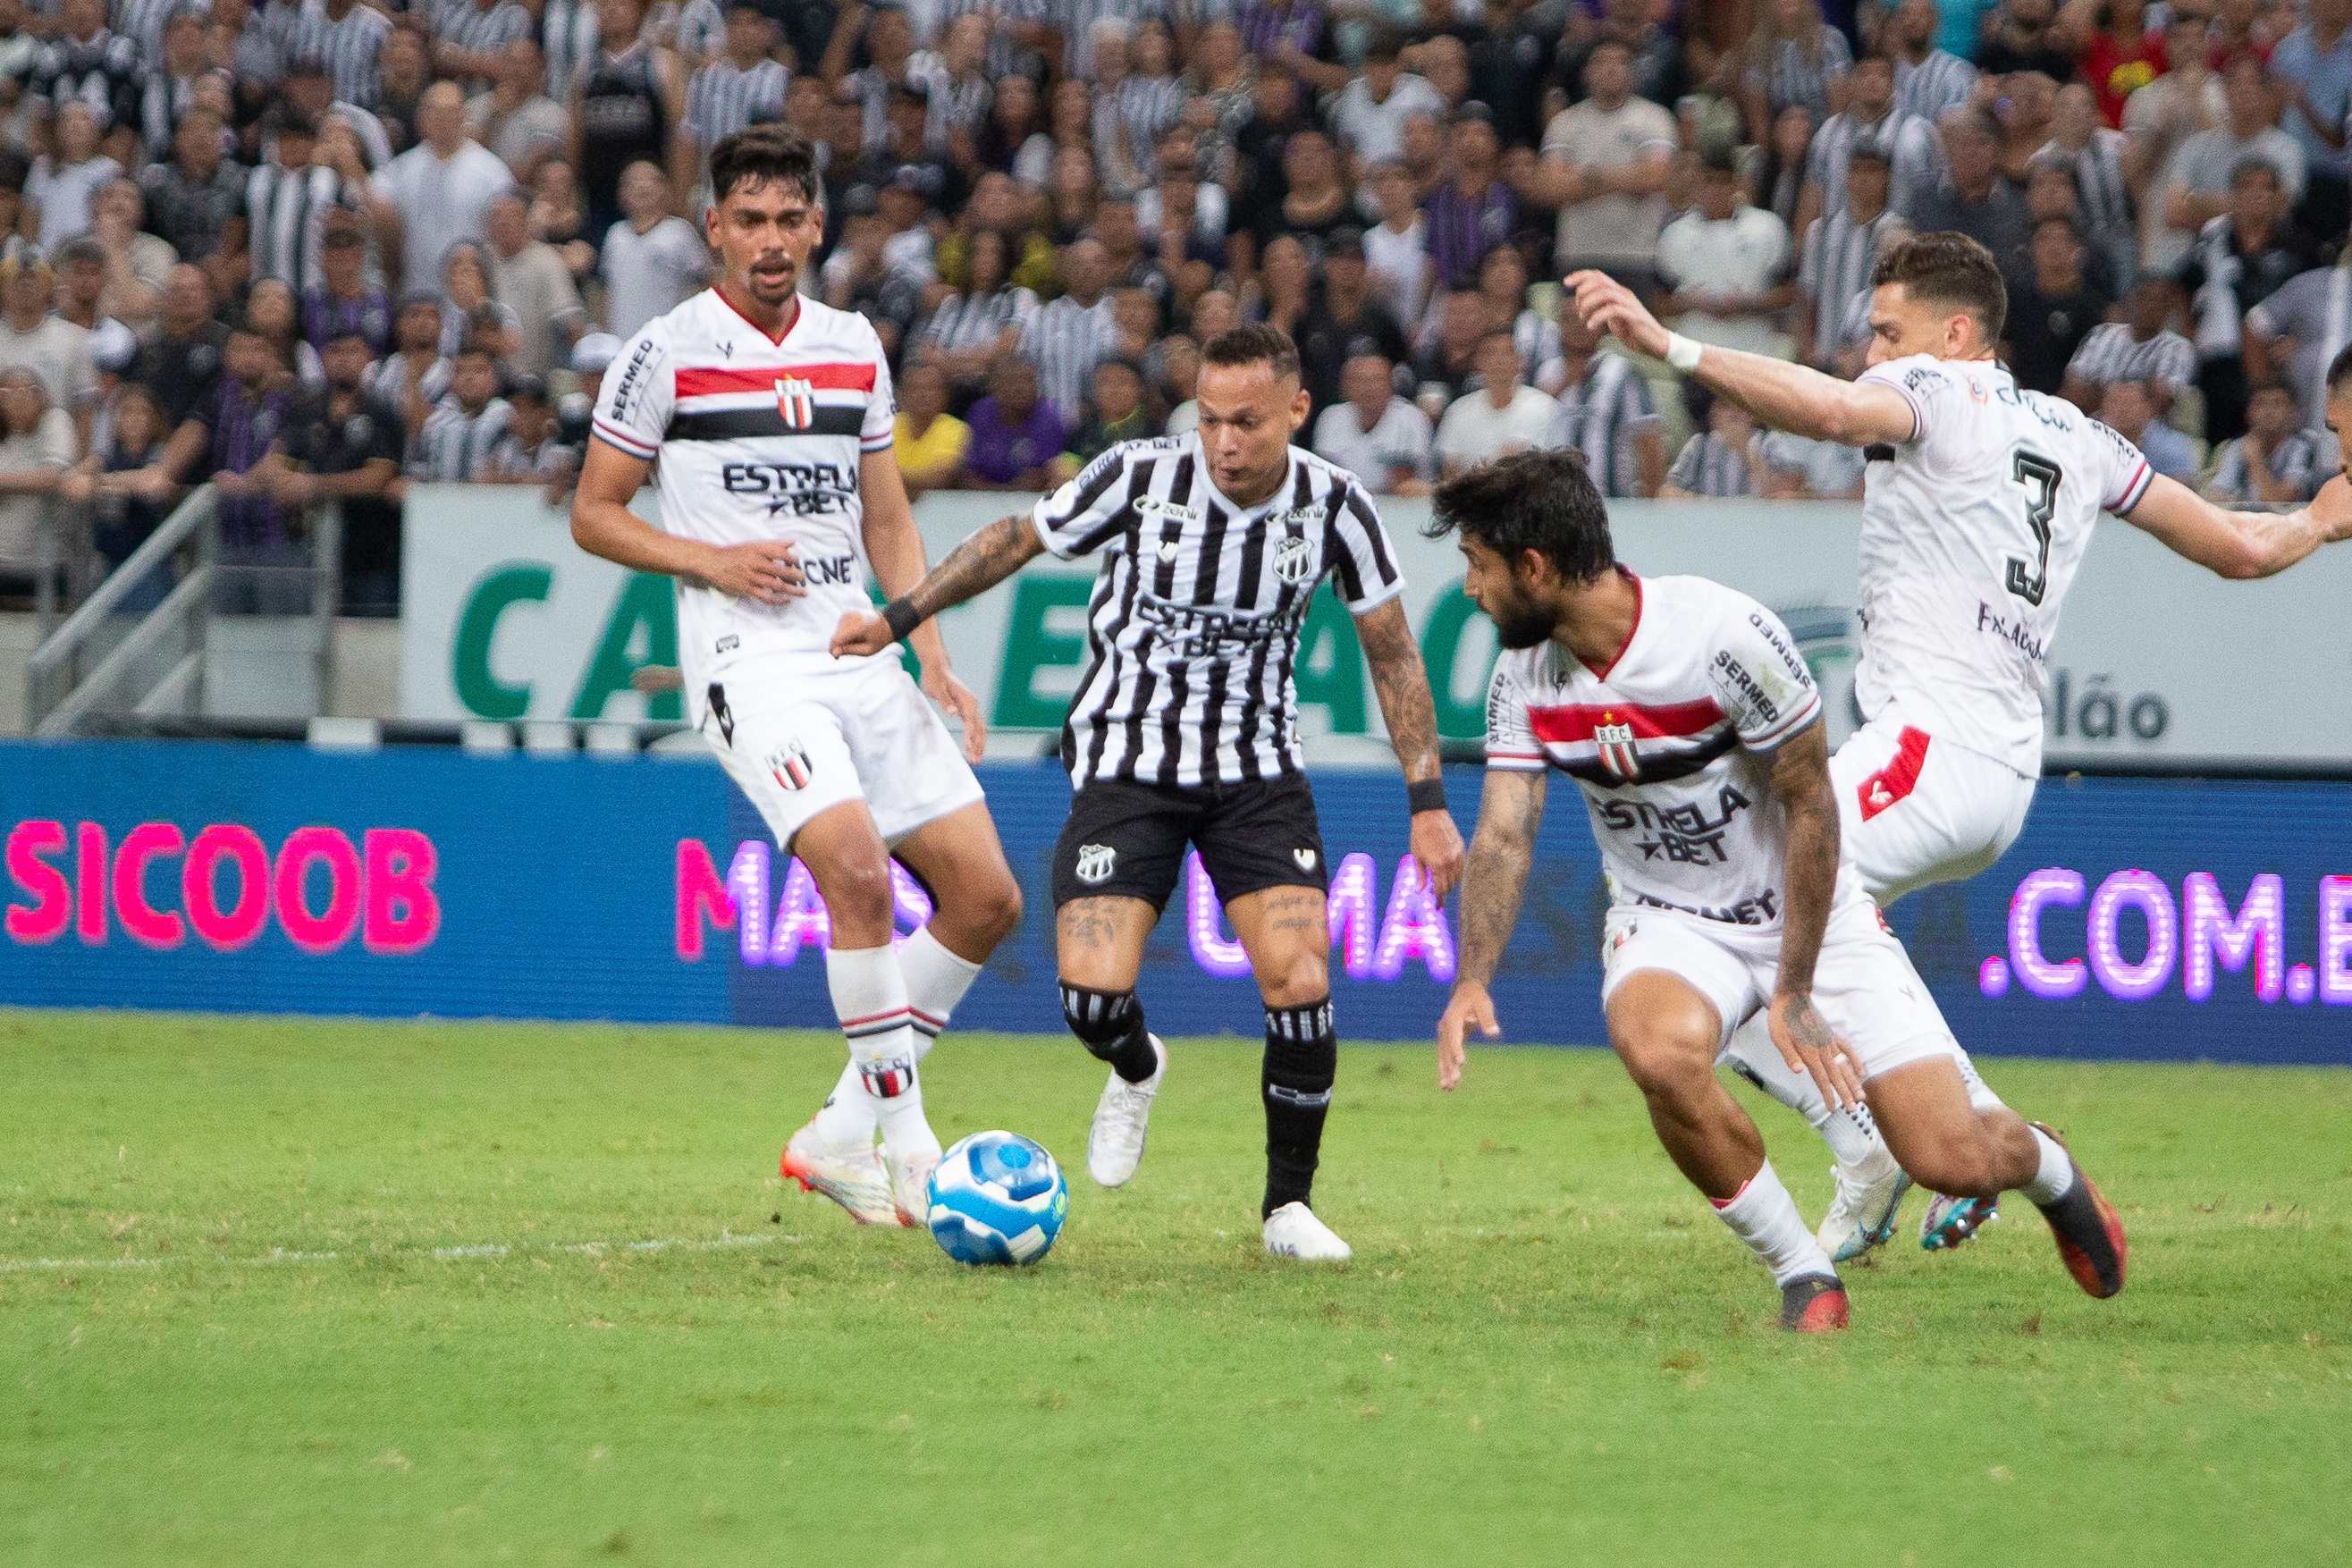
[0, 0, 2346, 615]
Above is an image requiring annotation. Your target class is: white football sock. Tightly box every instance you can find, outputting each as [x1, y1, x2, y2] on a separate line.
[825, 943, 939, 1163]
[808, 1059, 874, 1151]
[1724, 1014, 1884, 1166]
[1712, 1159, 1837, 1286]
[898, 924, 983, 1065]
[2021, 1125, 2075, 1204]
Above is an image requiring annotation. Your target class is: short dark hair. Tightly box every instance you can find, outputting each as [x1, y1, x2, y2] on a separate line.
[1424, 448, 1615, 585]
[1201, 323, 1301, 384]
[708, 122, 821, 207]
[1872, 230, 2007, 345]
[2230, 154, 2282, 190]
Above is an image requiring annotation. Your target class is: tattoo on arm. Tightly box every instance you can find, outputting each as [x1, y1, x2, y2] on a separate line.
[1355, 597, 1443, 784]
[1456, 770, 1547, 989]
[1766, 722, 1838, 999]
[906, 514, 1046, 623]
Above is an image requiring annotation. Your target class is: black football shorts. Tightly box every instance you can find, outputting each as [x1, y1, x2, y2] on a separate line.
[1050, 773, 1330, 912]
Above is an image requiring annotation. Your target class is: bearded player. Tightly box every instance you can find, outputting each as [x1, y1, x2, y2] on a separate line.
[1568, 234, 2352, 1260]
[1432, 448, 2127, 1331]
[835, 325, 1464, 1261]
[571, 124, 1023, 1228]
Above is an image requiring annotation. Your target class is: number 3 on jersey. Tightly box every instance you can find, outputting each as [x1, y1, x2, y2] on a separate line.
[2007, 449, 2061, 607]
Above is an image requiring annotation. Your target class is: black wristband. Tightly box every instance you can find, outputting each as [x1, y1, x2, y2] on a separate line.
[881, 597, 923, 642]
[1407, 778, 1448, 815]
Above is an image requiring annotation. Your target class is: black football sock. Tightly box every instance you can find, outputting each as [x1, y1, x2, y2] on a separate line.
[1061, 982, 1159, 1083]
[1261, 996, 1337, 1218]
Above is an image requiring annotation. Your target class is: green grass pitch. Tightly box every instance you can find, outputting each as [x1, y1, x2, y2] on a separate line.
[3, 1011, 2348, 1567]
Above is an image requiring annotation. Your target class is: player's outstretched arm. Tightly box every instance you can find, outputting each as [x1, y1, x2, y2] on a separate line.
[1355, 597, 1466, 905]
[856, 448, 989, 761]
[569, 438, 806, 603]
[2121, 471, 2352, 579]
[1761, 722, 1865, 1111]
[830, 511, 1045, 659]
[1435, 767, 1547, 1092]
[1566, 270, 1918, 449]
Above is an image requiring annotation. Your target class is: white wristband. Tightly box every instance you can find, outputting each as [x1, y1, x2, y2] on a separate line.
[1665, 333, 1703, 373]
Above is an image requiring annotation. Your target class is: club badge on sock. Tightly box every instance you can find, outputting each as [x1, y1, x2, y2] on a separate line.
[861, 1057, 917, 1098]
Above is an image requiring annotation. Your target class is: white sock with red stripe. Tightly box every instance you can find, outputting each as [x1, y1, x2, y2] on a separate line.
[823, 943, 937, 1164]
[1711, 1159, 1837, 1287]
[898, 925, 983, 1064]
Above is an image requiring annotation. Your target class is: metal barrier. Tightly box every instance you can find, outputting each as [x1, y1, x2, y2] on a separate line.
[26, 484, 218, 736]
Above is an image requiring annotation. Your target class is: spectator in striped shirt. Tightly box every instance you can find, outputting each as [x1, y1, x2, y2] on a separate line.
[1660, 394, 1764, 498]
[410, 339, 520, 479]
[288, 0, 392, 112]
[435, 0, 535, 90]
[137, 10, 217, 164]
[2209, 379, 2328, 502]
[2036, 82, 2135, 291]
[2061, 274, 2198, 416]
[1796, 53, 1940, 233]
[1741, 0, 1851, 146]
[1020, 232, 1116, 424]
[1796, 142, 1907, 370]
[1887, 0, 1977, 123]
[682, 3, 786, 176]
[1546, 303, 1663, 497]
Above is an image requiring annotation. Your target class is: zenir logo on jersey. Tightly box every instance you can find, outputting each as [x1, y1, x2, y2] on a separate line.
[1272, 535, 1314, 585]
[768, 738, 814, 791]
[1594, 713, 1640, 781]
[774, 376, 817, 429]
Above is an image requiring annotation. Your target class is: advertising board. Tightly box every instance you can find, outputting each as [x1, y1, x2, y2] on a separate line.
[399, 487, 2352, 768]
[3, 741, 2345, 1066]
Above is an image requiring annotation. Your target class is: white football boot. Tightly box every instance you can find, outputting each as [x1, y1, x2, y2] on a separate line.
[782, 1122, 902, 1227]
[1263, 1201, 1352, 1261]
[1815, 1152, 1914, 1264]
[884, 1142, 940, 1228]
[1085, 1033, 1167, 1188]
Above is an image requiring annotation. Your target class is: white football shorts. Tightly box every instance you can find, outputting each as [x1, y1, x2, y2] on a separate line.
[703, 653, 984, 850]
[1827, 712, 2036, 906]
[1599, 898, 1966, 1083]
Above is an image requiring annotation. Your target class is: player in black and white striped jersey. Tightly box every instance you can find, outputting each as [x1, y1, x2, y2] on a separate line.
[833, 325, 1464, 1264]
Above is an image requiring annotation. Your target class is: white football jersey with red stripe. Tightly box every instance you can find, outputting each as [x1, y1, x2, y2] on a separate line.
[1486, 573, 1859, 929]
[593, 290, 897, 714]
[1850, 354, 2154, 774]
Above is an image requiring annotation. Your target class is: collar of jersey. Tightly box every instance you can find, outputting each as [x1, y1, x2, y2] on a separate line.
[712, 286, 802, 347]
[1199, 445, 1301, 519]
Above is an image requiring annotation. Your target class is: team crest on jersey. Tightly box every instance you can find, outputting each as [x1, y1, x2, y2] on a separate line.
[1594, 713, 1640, 781]
[775, 376, 817, 429]
[1272, 535, 1314, 584]
[768, 738, 814, 791]
[1075, 843, 1117, 884]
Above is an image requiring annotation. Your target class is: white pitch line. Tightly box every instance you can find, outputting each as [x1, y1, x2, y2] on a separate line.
[0, 1229, 802, 1275]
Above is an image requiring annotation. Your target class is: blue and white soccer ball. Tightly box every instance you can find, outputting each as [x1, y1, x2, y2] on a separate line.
[926, 1131, 1068, 1266]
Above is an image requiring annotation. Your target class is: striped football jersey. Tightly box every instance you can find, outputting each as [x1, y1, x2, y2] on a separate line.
[593, 290, 897, 719]
[1031, 433, 1405, 789]
[1486, 572, 1855, 929]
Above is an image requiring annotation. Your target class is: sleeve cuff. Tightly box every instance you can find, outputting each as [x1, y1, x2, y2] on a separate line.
[1485, 751, 1546, 771]
[2108, 457, 2154, 514]
[593, 417, 656, 459]
[1344, 573, 1406, 615]
[1742, 691, 1823, 753]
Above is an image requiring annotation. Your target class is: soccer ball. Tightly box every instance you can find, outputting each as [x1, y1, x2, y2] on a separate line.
[925, 1131, 1068, 1266]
